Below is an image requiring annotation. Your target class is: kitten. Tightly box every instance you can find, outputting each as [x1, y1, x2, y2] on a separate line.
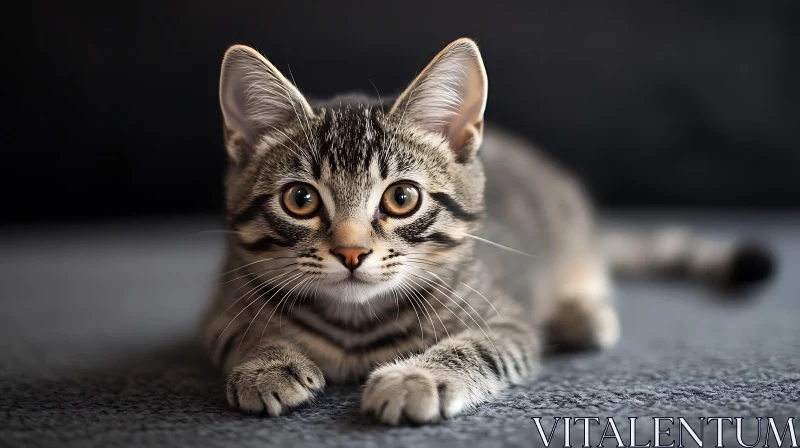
[202, 38, 774, 425]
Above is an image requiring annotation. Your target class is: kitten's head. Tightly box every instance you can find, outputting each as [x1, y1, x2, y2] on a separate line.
[219, 38, 488, 303]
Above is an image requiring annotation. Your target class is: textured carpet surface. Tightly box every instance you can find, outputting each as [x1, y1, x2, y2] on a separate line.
[1, 213, 798, 448]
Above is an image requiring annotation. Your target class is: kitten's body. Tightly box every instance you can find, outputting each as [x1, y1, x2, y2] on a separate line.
[203, 39, 773, 424]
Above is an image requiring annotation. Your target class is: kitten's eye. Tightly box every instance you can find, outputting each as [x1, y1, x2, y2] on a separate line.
[281, 183, 321, 218]
[381, 183, 421, 217]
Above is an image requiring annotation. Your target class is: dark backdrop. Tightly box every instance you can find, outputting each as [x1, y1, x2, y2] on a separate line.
[6, 1, 799, 225]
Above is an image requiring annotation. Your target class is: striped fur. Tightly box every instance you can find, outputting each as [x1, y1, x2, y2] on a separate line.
[202, 38, 775, 424]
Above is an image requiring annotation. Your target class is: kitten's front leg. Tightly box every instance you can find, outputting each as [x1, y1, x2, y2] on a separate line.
[204, 289, 326, 416]
[361, 317, 539, 425]
[225, 342, 326, 416]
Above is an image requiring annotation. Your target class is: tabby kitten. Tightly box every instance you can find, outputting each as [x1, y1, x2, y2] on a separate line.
[203, 38, 774, 425]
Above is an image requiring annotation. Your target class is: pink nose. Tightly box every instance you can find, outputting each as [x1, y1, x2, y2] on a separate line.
[332, 247, 370, 270]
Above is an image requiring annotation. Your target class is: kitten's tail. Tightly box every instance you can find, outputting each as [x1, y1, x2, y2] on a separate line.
[599, 227, 776, 292]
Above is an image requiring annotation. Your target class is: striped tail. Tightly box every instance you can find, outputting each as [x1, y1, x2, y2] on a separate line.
[600, 226, 776, 293]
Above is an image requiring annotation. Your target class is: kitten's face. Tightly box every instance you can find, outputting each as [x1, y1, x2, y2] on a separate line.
[220, 39, 488, 304]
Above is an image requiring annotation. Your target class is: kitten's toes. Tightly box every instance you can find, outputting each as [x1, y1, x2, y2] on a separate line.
[227, 357, 325, 416]
[361, 363, 466, 425]
[549, 301, 620, 351]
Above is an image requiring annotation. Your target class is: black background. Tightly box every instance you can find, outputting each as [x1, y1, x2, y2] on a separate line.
[6, 1, 799, 225]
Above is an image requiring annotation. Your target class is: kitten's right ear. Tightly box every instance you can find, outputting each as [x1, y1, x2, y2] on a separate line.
[219, 45, 313, 159]
[389, 38, 488, 161]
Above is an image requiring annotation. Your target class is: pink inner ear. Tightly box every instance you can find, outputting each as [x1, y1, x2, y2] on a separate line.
[388, 39, 487, 157]
[219, 45, 315, 147]
[221, 76, 260, 143]
[447, 100, 485, 151]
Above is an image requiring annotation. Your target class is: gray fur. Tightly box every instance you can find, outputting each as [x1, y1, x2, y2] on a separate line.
[202, 39, 774, 425]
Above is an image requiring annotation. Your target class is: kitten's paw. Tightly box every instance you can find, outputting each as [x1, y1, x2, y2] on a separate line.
[226, 356, 325, 416]
[361, 363, 466, 425]
[549, 301, 620, 351]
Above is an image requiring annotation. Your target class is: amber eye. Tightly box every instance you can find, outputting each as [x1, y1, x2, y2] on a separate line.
[281, 183, 321, 218]
[381, 183, 421, 217]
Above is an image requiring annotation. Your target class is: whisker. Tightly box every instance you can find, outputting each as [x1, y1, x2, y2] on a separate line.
[289, 276, 317, 316]
[459, 233, 540, 258]
[298, 275, 317, 303]
[285, 65, 317, 162]
[400, 277, 460, 359]
[401, 278, 456, 349]
[396, 280, 424, 340]
[405, 273, 499, 357]
[395, 71, 416, 135]
[408, 269, 497, 337]
[397, 279, 438, 345]
[368, 79, 384, 110]
[311, 277, 323, 303]
[387, 67, 418, 156]
[209, 269, 300, 351]
[402, 257, 462, 278]
[224, 262, 297, 285]
[308, 277, 322, 300]
[263, 125, 311, 166]
[390, 285, 401, 322]
[406, 270, 492, 334]
[274, 276, 313, 335]
[208, 268, 298, 331]
[285, 280, 306, 320]
[236, 267, 301, 307]
[216, 256, 295, 279]
[404, 260, 500, 318]
[368, 79, 390, 169]
[366, 300, 382, 323]
[236, 272, 306, 352]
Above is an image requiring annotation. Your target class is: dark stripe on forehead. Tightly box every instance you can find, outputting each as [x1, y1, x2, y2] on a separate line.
[429, 192, 482, 222]
[314, 105, 385, 177]
[231, 194, 271, 226]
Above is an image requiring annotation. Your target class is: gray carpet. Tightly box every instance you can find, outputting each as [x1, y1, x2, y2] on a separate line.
[2, 212, 798, 448]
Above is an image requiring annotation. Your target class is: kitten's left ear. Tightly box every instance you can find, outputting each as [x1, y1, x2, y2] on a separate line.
[390, 38, 488, 160]
[219, 45, 314, 160]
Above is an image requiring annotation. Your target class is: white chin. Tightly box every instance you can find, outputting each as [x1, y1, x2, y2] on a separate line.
[316, 278, 392, 304]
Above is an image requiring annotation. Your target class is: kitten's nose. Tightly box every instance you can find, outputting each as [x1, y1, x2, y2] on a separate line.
[332, 247, 371, 271]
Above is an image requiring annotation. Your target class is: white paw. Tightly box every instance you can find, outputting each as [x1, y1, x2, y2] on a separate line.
[361, 363, 467, 425]
[592, 304, 620, 349]
[227, 357, 325, 416]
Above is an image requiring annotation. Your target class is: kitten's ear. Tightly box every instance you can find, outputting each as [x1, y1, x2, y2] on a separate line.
[219, 45, 313, 157]
[390, 38, 488, 159]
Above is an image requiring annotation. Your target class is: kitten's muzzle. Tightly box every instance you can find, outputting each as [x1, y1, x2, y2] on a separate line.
[331, 247, 372, 271]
